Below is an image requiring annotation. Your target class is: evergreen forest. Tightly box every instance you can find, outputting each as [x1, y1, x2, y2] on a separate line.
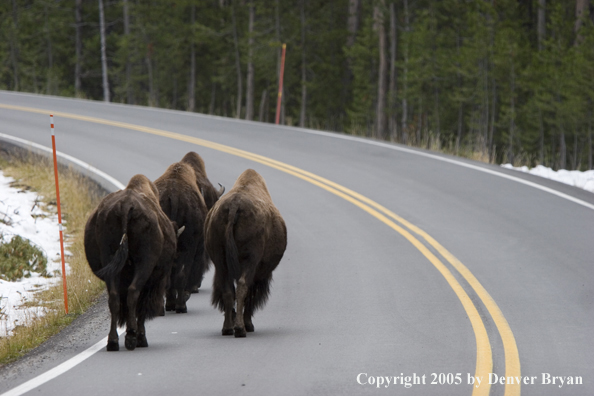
[1, 0, 593, 169]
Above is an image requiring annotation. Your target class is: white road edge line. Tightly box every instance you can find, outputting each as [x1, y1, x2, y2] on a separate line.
[288, 128, 594, 212]
[0, 329, 125, 396]
[0, 132, 126, 191]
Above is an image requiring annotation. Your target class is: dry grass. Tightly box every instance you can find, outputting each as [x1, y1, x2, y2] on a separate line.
[0, 152, 105, 365]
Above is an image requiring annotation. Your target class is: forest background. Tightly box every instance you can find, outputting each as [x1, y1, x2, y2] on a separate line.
[1, 0, 593, 169]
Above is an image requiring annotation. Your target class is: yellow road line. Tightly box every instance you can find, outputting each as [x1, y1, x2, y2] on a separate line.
[1, 103, 522, 395]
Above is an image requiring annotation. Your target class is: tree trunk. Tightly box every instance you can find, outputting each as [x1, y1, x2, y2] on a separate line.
[560, 129, 566, 169]
[75, 0, 83, 97]
[575, 0, 589, 44]
[275, 0, 285, 123]
[232, 3, 243, 119]
[44, 4, 54, 95]
[346, 0, 361, 49]
[588, 107, 593, 169]
[538, 0, 546, 50]
[259, 89, 267, 122]
[246, 2, 255, 120]
[300, 0, 307, 127]
[401, 0, 410, 143]
[146, 51, 154, 106]
[276, 0, 281, 75]
[455, 30, 463, 155]
[343, 0, 360, 116]
[456, 103, 463, 155]
[188, 4, 196, 112]
[539, 108, 545, 164]
[374, 1, 387, 139]
[430, 7, 440, 145]
[388, 2, 397, 141]
[9, 0, 19, 91]
[209, 82, 216, 115]
[172, 77, 178, 109]
[123, 0, 132, 104]
[508, 61, 516, 164]
[572, 132, 578, 170]
[99, 0, 110, 102]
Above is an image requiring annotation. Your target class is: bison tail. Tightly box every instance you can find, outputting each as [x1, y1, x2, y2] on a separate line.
[95, 206, 132, 280]
[95, 233, 129, 279]
[225, 205, 241, 282]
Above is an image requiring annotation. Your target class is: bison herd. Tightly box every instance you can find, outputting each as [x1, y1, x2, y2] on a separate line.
[84, 152, 287, 351]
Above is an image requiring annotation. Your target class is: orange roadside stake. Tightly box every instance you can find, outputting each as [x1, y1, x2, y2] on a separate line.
[50, 114, 69, 314]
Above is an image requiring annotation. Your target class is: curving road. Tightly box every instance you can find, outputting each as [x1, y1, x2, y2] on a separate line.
[0, 91, 592, 396]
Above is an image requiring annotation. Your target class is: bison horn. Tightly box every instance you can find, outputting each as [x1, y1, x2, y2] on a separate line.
[177, 225, 186, 238]
[217, 183, 225, 197]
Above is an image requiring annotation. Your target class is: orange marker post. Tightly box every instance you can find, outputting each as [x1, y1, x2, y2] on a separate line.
[275, 43, 287, 125]
[51, 115, 69, 314]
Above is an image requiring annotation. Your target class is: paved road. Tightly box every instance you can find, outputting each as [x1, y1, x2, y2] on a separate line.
[0, 91, 592, 396]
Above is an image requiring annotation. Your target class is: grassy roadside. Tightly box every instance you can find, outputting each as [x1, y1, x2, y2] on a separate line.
[0, 150, 105, 365]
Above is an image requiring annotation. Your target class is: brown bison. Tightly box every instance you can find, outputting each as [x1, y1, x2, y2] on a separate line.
[180, 151, 224, 210]
[205, 169, 287, 337]
[155, 159, 219, 313]
[84, 174, 181, 351]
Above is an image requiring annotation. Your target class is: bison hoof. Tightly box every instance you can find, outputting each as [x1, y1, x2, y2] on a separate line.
[234, 327, 247, 338]
[165, 304, 176, 312]
[245, 323, 255, 333]
[175, 306, 187, 314]
[125, 332, 137, 351]
[106, 340, 119, 351]
[137, 334, 148, 348]
[222, 328, 234, 336]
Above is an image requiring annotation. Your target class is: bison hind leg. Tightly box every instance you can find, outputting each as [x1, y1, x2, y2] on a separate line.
[221, 287, 235, 336]
[136, 333, 148, 348]
[106, 340, 119, 351]
[125, 330, 137, 351]
[165, 287, 176, 312]
[244, 318, 255, 333]
[233, 274, 249, 338]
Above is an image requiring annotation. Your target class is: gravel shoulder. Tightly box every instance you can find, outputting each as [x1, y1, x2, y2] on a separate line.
[0, 293, 109, 393]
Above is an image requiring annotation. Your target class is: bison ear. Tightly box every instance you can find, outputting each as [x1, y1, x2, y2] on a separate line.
[177, 225, 186, 238]
[217, 183, 225, 198]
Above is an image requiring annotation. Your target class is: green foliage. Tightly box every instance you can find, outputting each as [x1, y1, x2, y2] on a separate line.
[0, 235, 49, 282]
[0, 0, 591, 168]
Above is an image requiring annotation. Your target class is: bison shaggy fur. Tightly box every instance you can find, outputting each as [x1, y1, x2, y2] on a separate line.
[180, 151, 224, 210]
[84, 174, 178, 351]
[155, 161, 209, 313]
[205, 169, 287, 337]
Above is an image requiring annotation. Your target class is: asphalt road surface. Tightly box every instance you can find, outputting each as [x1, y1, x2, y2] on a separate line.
[0, 91, 592, 396]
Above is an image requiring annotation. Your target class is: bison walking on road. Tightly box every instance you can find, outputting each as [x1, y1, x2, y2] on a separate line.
[84, 174, 180, 351]
[205, 169, 287, 337]
[180, 151, 224, 211]
[155, 159, 215, 313]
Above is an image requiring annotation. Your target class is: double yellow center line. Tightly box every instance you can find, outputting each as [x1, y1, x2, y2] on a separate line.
[1, 104, 520, 396]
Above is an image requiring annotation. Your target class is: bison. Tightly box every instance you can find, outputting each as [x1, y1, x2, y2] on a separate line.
[180, 151, 224, 210]
[155, 161, 210, 313]
[84, 174, 181, 351]
[205, 169, 287, 337]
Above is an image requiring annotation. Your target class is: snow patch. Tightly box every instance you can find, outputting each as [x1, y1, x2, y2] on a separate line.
[0, 171, 70, 337]
[501, 164, 594, 193]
